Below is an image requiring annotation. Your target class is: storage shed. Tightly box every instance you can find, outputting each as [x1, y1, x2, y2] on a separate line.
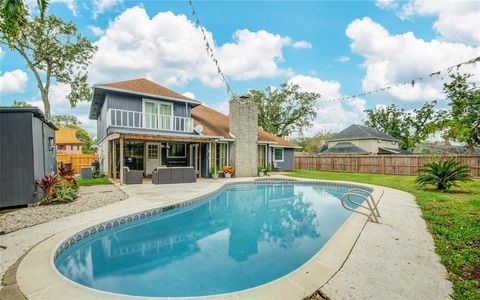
[0, 107, 58, 208]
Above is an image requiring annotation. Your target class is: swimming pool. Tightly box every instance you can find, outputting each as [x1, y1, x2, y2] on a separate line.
[54, 181, 371, 297]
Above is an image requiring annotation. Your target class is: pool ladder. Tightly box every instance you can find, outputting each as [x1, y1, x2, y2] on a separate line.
[340, 188, 381, 223]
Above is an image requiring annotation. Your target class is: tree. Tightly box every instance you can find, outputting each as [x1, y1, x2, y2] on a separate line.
[364, 102, 444, 150]
[416, 159, 472, 190]
[0, 4, 97, 117]
[52, 114, 95, 154]
[12, 100, 31, 106]
[442, 73, 480, 152]
[247, 83, 320, 137]
[293, 131, 335, 153]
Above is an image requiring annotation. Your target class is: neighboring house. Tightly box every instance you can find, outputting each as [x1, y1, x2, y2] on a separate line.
[414, 144, 480, 155]
[318, 124, 408, 155]
[0, 107, 58, 208]
[55, 127, 83, 154]
[89, 78, 299, 180]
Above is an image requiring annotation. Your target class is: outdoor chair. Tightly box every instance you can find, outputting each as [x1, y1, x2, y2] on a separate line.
[273, 161, 280, 172]
[123, 167, 143, 184]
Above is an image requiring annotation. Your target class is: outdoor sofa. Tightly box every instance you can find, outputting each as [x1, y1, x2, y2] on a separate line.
[152, 166, 196, 184]
[123, 167, 143, 184]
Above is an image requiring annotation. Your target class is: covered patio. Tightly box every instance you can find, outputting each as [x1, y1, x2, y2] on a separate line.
[104, 133, 230, 183]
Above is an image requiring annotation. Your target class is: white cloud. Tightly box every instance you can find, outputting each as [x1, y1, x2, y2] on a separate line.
[336, 56, 350, 63]
[213, 101, 230, 115]
[89, 6, 295, 87]
[0, 47, 4, 59]
[288, 74, 366, 135]
[346, 17, 480, 102]
[292, 40, 312, 49]
[382, 0, 480, 45]
[25, 0, 77, 16]
[27, 83, 96, 133]
[182, 92, 195, 99]
[0, 70, 28, 95]
[88, 25, 104, 36]
[92, 0, 123, 19]
[375, 0, 398, 10]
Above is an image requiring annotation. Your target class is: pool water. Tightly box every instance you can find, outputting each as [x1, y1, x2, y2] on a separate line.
[55, 183, 366, 297]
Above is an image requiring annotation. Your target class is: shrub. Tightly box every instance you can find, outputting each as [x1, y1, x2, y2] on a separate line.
[53, 186, 78, 203]
[58, 162, 74, 176]
[416, 159, 473, 190]
[35, 172, 59, 200]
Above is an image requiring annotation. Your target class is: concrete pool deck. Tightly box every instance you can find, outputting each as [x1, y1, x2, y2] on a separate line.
[1, 176, 453, 299]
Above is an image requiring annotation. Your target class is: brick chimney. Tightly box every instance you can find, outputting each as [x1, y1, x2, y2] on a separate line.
[229, 96, 258, 177]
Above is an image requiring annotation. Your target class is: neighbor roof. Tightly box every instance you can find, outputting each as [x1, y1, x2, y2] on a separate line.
[319, 142, 369, 155]
[328, 124, 399, 142]
[191, 105, 299, 148]
[89, 78, 202, 119]
[55, 128, 82, 145]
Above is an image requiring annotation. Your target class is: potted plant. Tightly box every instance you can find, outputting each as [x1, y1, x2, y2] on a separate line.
[222, 166, 234, 178]
[265, 164, 272, 176]
[258, 166, 266, 177]
[210, 167, 218, 179]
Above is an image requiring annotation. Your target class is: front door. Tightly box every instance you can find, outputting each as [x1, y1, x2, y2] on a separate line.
[146, 143, 161, 175]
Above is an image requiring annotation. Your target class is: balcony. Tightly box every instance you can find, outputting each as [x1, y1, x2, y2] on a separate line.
[108, 109, 193, 133]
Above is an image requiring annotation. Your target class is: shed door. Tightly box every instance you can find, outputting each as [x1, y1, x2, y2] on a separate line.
[146, 143, 161, 175]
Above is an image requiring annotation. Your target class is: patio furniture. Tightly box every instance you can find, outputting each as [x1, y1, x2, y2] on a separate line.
[272, 161, 280, 171]
[123, 167, 143, 184]
[152, 167, 196, 184]
[81, 167, 93, 179]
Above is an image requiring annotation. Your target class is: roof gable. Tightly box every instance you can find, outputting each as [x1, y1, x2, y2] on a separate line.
[319, 142, 369, 155]
[55, 128, 82, 144]
[98, 78, 197, 102]
[328, 124, 398, 142]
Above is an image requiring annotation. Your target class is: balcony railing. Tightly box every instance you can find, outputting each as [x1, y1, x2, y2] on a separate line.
[108, 109, 193, 133]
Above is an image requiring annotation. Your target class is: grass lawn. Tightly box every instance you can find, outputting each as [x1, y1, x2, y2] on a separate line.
[77, 177, 112, 186]
[285, 170, 479, 300]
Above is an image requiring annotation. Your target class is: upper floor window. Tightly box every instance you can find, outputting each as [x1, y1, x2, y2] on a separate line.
[143, 100, 173, 130]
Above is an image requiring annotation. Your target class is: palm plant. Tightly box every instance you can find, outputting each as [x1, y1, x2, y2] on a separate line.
[416, 159, 472, 190]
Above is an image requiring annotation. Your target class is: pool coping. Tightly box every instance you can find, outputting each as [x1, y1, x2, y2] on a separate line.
[16, 177, 384, 300]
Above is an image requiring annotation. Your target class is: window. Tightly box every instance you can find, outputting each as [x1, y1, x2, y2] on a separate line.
[147, 144, 159, 159]
[258, 145, 266, 167]
[143, 100, 173, 130]
[274, 148, 284, 162]
[216, 143, 228, 170]
[57, 145, 66, 150]
[168, 143, 186, 158]
[48, 137, 55, 151]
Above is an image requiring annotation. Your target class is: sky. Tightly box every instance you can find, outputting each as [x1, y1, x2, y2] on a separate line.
[0, 0, 479, 136]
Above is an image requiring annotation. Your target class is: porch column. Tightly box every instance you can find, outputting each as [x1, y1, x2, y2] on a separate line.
[108, 140, 112, 178]
[119, 137, 124, 184]
[143, 141, 146, 177]
[213, 142, 217, 174]
[112, 140, 117, 180]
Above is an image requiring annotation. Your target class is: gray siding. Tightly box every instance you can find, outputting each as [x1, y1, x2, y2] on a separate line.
[270, 147, 294, 171]
[0, 111, 56, 207]
[96, 92, 194, 141]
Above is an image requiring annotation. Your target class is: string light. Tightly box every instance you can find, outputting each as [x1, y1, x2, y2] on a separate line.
[319, 56, 480, 104]
[188, 0, 236, 98]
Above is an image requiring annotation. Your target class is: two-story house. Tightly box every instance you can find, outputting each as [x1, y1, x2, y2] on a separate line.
[55, 128, 83, 154]
[318, 124, 408, 155]
[89, 78, 298, 181]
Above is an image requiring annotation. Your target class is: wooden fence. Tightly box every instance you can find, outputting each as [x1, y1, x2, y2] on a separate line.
[56, 154, 99, 173]
[294, 154, 480, 178]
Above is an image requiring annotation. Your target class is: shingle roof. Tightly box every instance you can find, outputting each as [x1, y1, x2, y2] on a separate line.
[328, 124, 399, 142]
[191, 105, 299, 148]
[55, 128, 82, 144]
[319, 142, 369, 155]
[97, 78, 199, 102]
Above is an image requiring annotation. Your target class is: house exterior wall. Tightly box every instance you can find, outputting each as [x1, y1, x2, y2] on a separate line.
[329, 139, 399, 154]
[97, 138, 109, 174]
[96, 92, 194, 142]
[0, 111, 56, 208]
[229, 99, 258, 177]
[56, 144, 82, 154]
[270, 147, 294, 171]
